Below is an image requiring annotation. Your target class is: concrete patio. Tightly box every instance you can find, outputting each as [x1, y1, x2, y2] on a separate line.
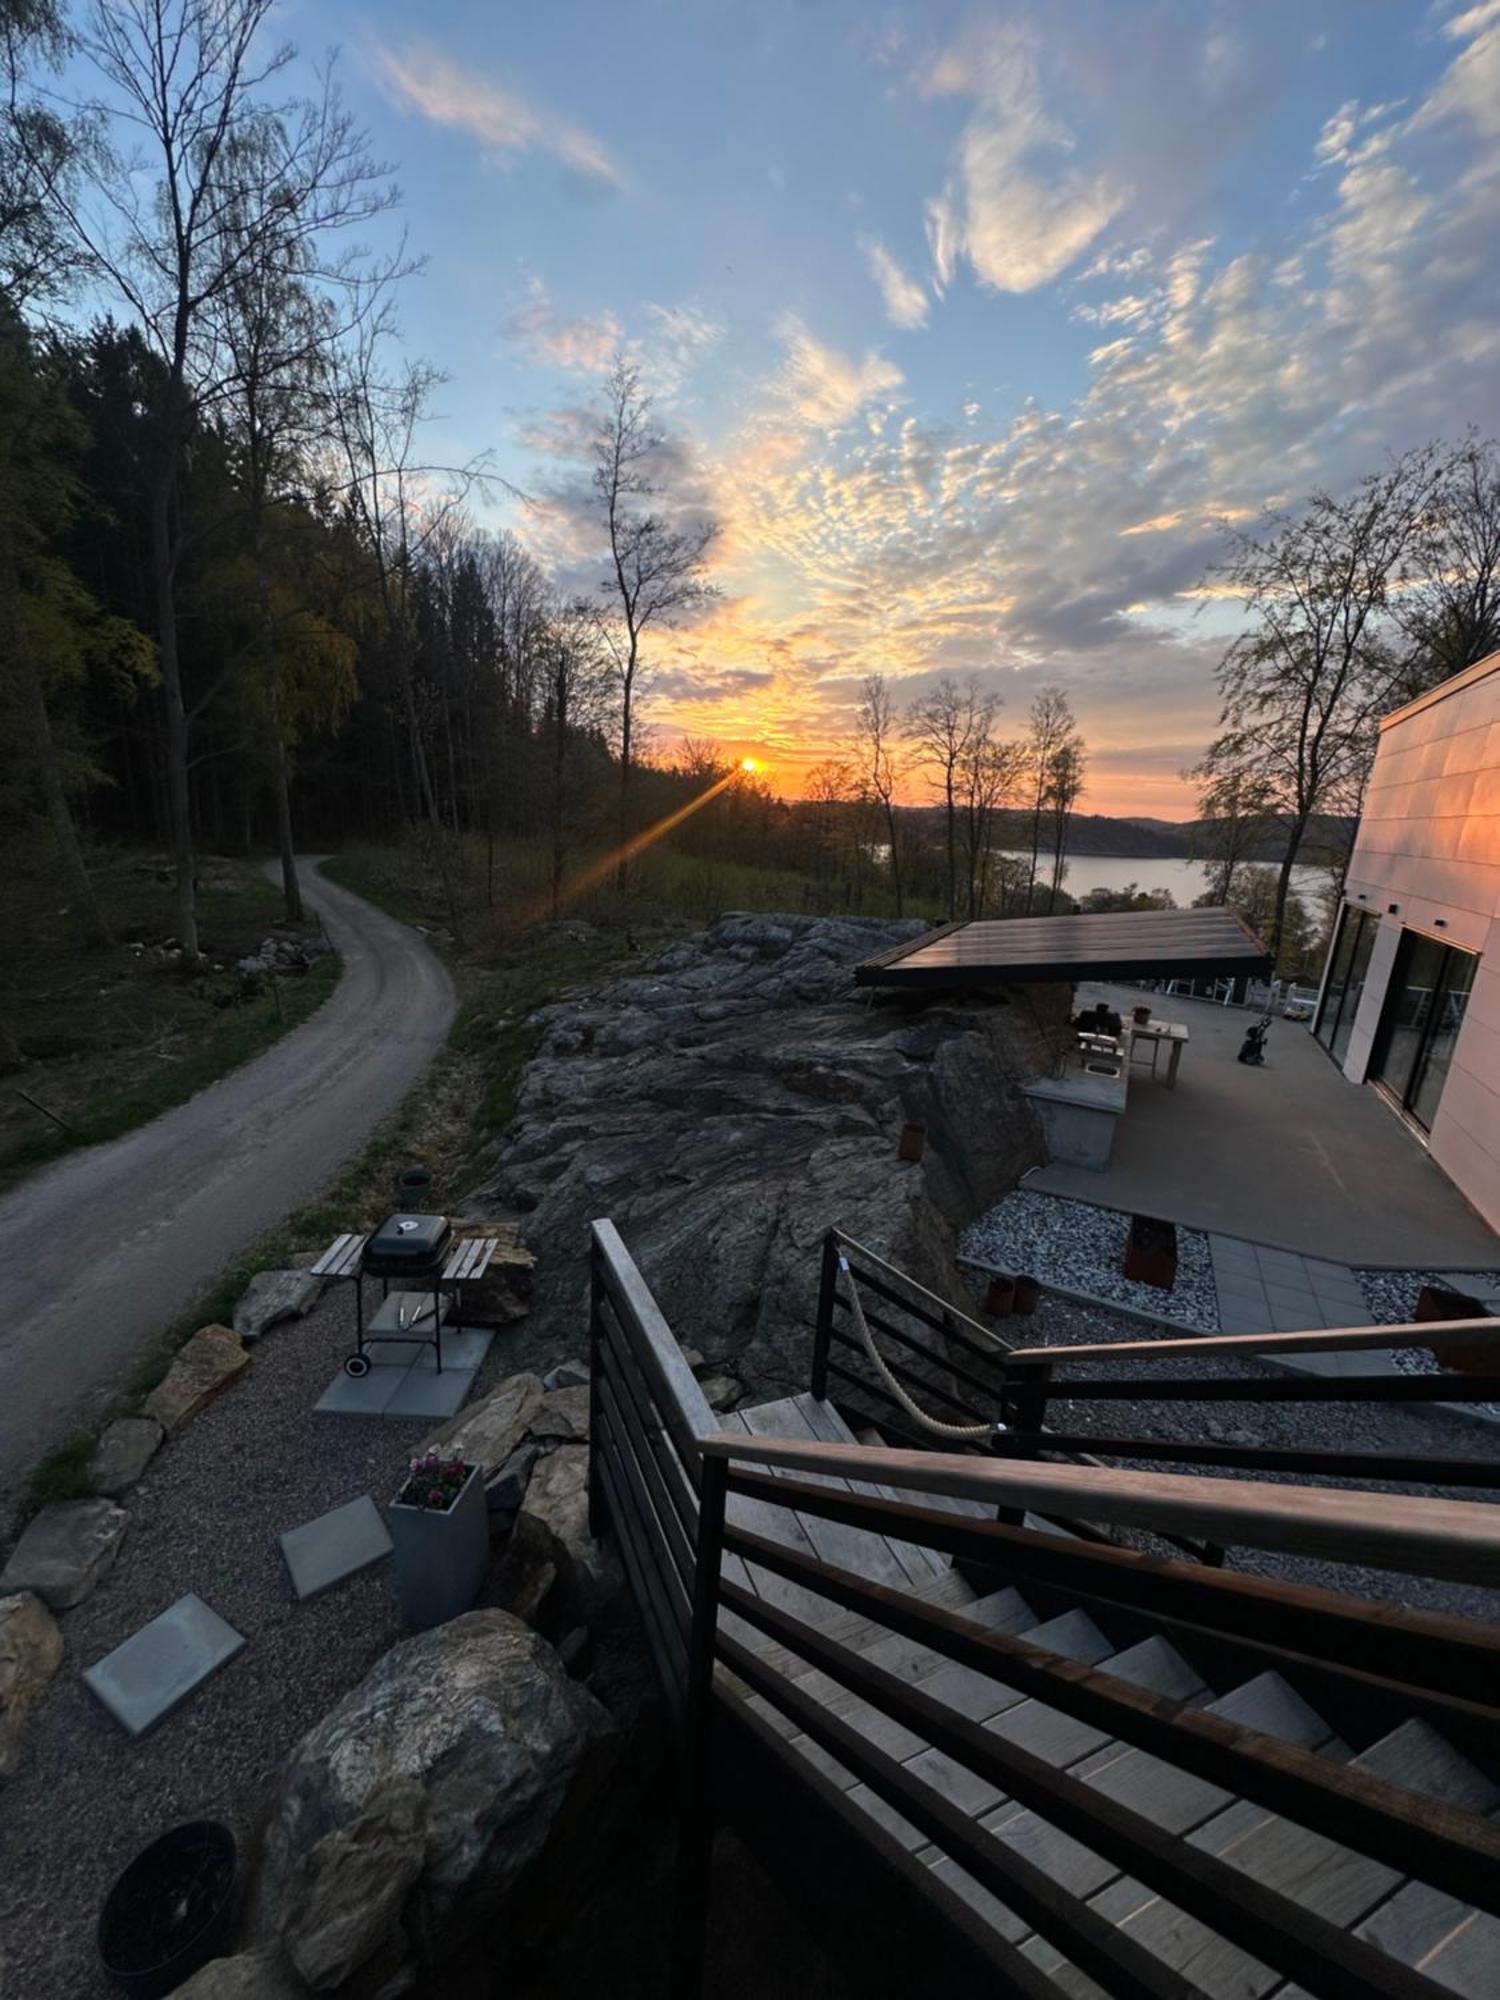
[1031, 983, 1500, 1267]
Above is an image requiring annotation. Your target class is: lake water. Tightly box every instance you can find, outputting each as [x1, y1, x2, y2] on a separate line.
[1024, 853, 1330, 908]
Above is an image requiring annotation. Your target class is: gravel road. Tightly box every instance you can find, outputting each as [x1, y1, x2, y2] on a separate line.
[0, 859, 456, 1518]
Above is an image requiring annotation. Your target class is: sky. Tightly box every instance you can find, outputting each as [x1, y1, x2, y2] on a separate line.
[287, 0, 1500, 814]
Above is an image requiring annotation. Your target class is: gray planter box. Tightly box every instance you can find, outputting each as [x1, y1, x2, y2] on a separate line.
[387, 1462, 488, 1630]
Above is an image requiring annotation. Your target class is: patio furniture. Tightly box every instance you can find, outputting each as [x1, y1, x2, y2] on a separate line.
[1126, 1014, 1189, 1088]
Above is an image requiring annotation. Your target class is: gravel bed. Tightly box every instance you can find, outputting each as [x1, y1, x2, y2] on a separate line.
[990, 1287, 1500, 1628]
[960, 1188, 1219, 1329]
[0, 1283, 564, 2000]
[1355, 1266, 1500, 1418]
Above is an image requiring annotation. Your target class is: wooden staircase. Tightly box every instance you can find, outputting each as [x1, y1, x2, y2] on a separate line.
[721, 1391, 1499, 1999]
[583, 1217, 1500, 2000]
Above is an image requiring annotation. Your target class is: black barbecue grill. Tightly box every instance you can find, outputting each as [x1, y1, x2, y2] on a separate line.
[344, 1213, 454, 1376]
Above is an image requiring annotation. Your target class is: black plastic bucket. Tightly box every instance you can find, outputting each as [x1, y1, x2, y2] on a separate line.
[98, 1821, 237, 1998]
[395, 1166, 434, 1211]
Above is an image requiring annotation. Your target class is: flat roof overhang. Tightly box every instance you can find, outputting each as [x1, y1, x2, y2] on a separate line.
[855, 908, 1273, 990]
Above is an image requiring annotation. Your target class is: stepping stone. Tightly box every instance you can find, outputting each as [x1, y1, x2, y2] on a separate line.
[404, 1328, 493, 1374]
[83, 1594, 244, 1737]
[315, 1366, 403, 1418]
[382, 1365, 479, 1421]
[279, 1497, 393, 1601]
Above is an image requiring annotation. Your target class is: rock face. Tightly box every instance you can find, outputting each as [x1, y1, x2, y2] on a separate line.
[0, 1591, 64, 1776]
[426, 1370, 544, 1472]
[466, 913, 1060, 1390]
[500, 1445, 619, 1632]
[282, 1777, 426, 1990]
[233, 1269, 325, 1342]
[173, 1951, 303, 2000]
[0, 1499, 127, 1610]
[144, 1324, 249, 1435]
[89, 1415, 164, 1497]
[253, 1611, 613, 1979]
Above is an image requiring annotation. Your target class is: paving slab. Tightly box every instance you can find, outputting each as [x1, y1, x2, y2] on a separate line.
[279, 1495, 393, 1601]
[83, 1594, 244, 1736]
[406, 1328, 493, 1374]
[314, 1366, 403, 1418]
[381, 1364, 478, 1421]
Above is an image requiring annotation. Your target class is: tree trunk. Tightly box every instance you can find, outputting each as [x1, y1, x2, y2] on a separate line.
[615, 662, 634, 893]
[268, 678, 303, 924]
[2, 530, 114, 949]
[1268, 817, 1309, 969]
[884, 798, 904, 916]
[149, 472, 200, 964]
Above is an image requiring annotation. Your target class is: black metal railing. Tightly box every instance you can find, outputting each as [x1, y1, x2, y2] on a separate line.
[699, 1432, 1500, 2000]
[587, 1218, 1500, 2000]
[813, 1227, 1500, 1497]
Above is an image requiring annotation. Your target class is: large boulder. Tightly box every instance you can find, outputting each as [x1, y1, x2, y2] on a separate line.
[465, 914, 1059, 1392]
[498, 1445, 620, 1632]
[252, 1611, 614, 1980]
[172, 1952, 303, 2000]
[423, 1370, 544, 1472]
[144, 1324, 249, 1435]
[0, 1499, 127, 1610]
[0, 1591, 64, 1775]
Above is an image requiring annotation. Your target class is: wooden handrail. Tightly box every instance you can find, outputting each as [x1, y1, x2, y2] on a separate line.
[702, 1432, 1500, 1583]
[1003, 1315, 1498, 1367]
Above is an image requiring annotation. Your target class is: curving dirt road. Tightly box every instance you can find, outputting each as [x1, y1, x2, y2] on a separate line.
[0, 858, 455, 1515]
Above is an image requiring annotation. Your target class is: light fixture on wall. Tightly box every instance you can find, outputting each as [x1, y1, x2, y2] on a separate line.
[1387, 903, 1400, 914]
[1434, 918, 1448, 928]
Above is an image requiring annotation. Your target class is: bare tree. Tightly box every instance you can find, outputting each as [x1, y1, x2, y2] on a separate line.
[1190, 768, 1277, 905]
[957, 729, 1025, 916]
[1397, 436, 1500, 695]
[1196, 448, 1441, 958]
[907, 674, 1000, 919]
[591, 355, 718, 888]
[853, 672, 908, 915]
[1021, 686, 1078, 914]
[540, 602, 609, 920]
[41, 0, 393, 961]
[1045, 736, 1087, 912]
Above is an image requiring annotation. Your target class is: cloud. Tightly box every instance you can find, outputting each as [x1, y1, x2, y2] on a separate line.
[371, 41, 624, 189]
[771, 316, 905, 430]
[859, 237, 930, 328]
[502, 279, 621, 373]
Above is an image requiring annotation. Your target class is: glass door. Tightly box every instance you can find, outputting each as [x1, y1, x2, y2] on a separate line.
[1369, 931, 1480, 1132]
[1315, 906, 1374, 1066]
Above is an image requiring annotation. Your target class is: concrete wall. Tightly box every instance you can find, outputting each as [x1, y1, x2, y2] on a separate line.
[1336, 651, 1500, 1231]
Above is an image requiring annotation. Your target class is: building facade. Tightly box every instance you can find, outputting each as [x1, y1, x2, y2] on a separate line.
[1314, 649, 1500, 1232]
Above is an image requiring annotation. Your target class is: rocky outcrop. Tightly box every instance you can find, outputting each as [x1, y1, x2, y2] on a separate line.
[90, 1415, 164, 1496]
[425, 1370, 544, 1472]
[173, 1951, 303, 2000]
[0, 1591, 64, 1776]
[252, 1611, 613, 1985]
[465, 913, 1060, 1391]
[0, 1499, 127, 1610]
[144, 1325, 250, 1434]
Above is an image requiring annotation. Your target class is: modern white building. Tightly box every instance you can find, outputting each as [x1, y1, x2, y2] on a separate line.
[1314, 649, 1500, 1232]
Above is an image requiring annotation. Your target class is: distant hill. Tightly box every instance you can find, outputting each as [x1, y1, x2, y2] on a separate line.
[895, 805, 1355, 864]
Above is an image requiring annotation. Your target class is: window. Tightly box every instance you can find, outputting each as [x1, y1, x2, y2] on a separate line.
[1315, 906, 1375, 1067]
[1369, 931, 1480, 1134]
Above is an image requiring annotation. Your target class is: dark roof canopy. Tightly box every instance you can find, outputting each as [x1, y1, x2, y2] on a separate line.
[856, 908, 1272, 990]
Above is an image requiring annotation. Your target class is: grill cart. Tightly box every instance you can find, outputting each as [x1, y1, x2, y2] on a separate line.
[310, 1220, 510, 1378]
